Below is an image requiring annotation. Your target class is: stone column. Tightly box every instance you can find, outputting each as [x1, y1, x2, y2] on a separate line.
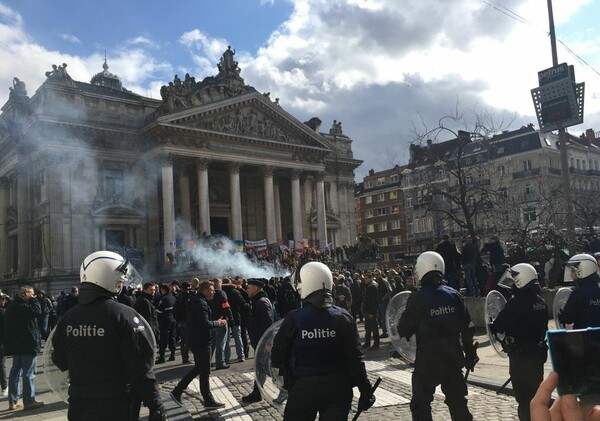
[0, 178, 8, 276]
[303, 176, 313, 213]
[291, 170, 303, 245]
[341, 181, 352, 245]
[161, 156, 176, 260]
[196, 158, 211, 235]
[16, 164, 30, 277]
[274, 177, 282, 242]
[315, 172, 327, 250]
[145, 160, 160, 267]
[329, 180, 339, 215]
[179, 168, 192, 238]
[263, 166, 277, 245]
[229, 163, 243, 241]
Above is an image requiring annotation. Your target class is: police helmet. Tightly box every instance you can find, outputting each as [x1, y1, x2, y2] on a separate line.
[564, 253, 598, 282]
[80, 251, 136, 295]
[414, 251, 445, 284]
[498, 263, 538, 289]
[295, 261, 333, 300]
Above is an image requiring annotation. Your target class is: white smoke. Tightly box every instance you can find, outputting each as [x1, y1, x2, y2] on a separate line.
[188, 235, 290, 280]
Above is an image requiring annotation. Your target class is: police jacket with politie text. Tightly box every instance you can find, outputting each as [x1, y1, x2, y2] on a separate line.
[51, 285, 161, 411]
[492, 287, 548, 354]
[560, 272, 600, 329]
[247, 290, 274, 349]
[186, 294, 223, 350]
[397, 283, 474, 370]
[271, 303, 371, 395]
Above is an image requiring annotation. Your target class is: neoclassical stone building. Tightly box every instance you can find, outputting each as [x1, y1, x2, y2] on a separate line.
[0, 48, 360, 290]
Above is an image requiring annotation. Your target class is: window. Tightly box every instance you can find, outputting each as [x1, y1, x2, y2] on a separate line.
[391, 220, 401, 229]
[377, 193, 385, 202]
[391, 205, 400, 214]
[105, 169, 124, 198]
[577, 159, 581, 169]
[390, 190, 398, 199]
[407, 223, 413, 234]
[406, 197, 413, 208]
[377, 177, 386, 186]
[365, 195, 372, 204]
[392, 236, 402, 245]
[380, 238, 389, 246]
[389, 174, 399, 183]
[595, 161, 599, 171]
[523, 208, 537, 222]
[378, 222, 388, 231]
[523, 160, 532, 171]
[524, 184, 534, 195]
[366, 224, 375, 233]
[570, 158, 574, 168]
[365, 209, 374, 218]
[498, 165, 505, 176]
[365, 180, 373, 188]
[376, 207, 387, 216]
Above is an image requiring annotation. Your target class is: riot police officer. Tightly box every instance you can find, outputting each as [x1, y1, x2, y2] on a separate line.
[492, 263, 548, 421]
[560, 253, 600, 329]
[52, 251, 166, 421]
[397, 251, 477, 421]
[271, 262, 375, 420]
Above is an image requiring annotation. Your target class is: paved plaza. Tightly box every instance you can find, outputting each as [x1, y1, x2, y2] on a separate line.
[0, 324, 553, 421]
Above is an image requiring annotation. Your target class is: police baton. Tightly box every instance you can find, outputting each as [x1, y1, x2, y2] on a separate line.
[464, 342, 479, 382]
[352, 377, 382, 421]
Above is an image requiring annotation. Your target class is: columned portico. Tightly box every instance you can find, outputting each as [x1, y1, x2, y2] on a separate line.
[263, 166, 277, 245]
[291, 170, 303, 244]
[197, 158, 210, 235]
[161, 156, 176, 259]
[315, 172, 327, 249]
[229, 163, 243, 242]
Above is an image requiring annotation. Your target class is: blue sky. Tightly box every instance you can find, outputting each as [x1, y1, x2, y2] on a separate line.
[1, 0, 599, 179]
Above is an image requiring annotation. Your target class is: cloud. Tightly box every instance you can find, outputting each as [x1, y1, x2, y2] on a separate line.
[59, 33, 81, 44]
[126, 36, 158, 48]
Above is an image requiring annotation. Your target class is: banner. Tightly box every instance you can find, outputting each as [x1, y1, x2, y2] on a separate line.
[245, 239, 268, 251]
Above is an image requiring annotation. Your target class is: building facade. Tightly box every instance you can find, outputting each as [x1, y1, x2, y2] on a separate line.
[0, 48, 361, 291]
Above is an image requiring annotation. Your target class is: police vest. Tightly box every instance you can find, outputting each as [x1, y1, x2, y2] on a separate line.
[290, 305, 346, 376]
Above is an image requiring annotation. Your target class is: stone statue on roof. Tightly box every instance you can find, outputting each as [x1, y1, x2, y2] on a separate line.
[45, 63, 75, 86]
[329, 120, 343, 136]
[9, 77, 27, 98]
[218, 46, 240, 75]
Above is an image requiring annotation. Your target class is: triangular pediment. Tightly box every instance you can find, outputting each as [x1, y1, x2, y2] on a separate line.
[152, 92, 332, 151]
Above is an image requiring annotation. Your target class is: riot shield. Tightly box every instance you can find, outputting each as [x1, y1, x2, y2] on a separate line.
[385, 291, 416, 363]
[484, 290, 508, 358]
[255, 319, 288, 409]
[553, 287, 573, 329]
[43, 313, 157, 403]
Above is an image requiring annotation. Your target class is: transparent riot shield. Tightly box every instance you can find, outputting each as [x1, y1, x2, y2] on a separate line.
[484, 290, 508, 358]
[553, 287, 573, 329]
[255, 319, 288, 409]
[385, 291, 416, 363]
[43, 313, 157, 403]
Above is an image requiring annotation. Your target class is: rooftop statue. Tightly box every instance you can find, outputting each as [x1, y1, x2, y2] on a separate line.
[45, 63, 75, 86]
[329, 120, 343, 136]
[9, 77, 27, 98]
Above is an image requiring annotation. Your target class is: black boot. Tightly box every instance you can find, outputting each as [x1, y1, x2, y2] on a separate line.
[168, 350, 176, 362]
[155, 351, 165, 365]
[204, 395, 225, 409]
[242, 382, 262, 403]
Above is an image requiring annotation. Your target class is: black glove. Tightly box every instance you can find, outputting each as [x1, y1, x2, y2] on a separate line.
[464, 345, 479, 371]
[148, 406, 168, 421]
[358, 394, 376, 411]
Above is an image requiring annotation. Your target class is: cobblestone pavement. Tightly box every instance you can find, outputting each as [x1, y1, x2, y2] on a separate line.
[1, 323, 540, 420]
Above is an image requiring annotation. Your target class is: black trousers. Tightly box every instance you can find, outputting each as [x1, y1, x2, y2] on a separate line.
[284, 374, 353, 421]
[68, 396, 137, 421]
[363, 315, 379, 346]
[158, 320, 176, 355]
[510, 350, 545, 421]
[173, 347, 212, 402]
[411, 366, 472, 421]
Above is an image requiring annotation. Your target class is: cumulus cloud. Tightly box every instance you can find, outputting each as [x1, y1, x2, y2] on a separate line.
[126, 36, 158, 48]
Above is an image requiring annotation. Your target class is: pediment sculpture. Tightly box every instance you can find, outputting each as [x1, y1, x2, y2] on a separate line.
[159, 47, 256, 112]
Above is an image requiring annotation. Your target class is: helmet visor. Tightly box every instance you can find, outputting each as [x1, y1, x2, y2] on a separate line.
[117, 259, 144, 290]
[563, 262, 578, 284]
[497, 268, 516, 289]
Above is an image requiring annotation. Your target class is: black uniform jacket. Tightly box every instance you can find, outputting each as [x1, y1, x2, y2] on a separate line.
[4, 296, 41, 356]
[271, 303, 371, 395]
[397, 284, 473, 371]
[134, 293, 160, 341]
[187, 294, 222, 350]
[361, 281, 379, 315]
[492, 288, 548, 355]
[247, 290, 274, 349]
[560, 273, 600, 329]
[52, 287, 158, 405]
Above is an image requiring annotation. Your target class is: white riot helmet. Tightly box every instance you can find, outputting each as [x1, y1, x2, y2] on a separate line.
[295, 261, 333, 300]
[414, 251, 445, 284]
[80, 251, 141, 295]
[498, 263, 538, 289]
[564, 254, 598, 283]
